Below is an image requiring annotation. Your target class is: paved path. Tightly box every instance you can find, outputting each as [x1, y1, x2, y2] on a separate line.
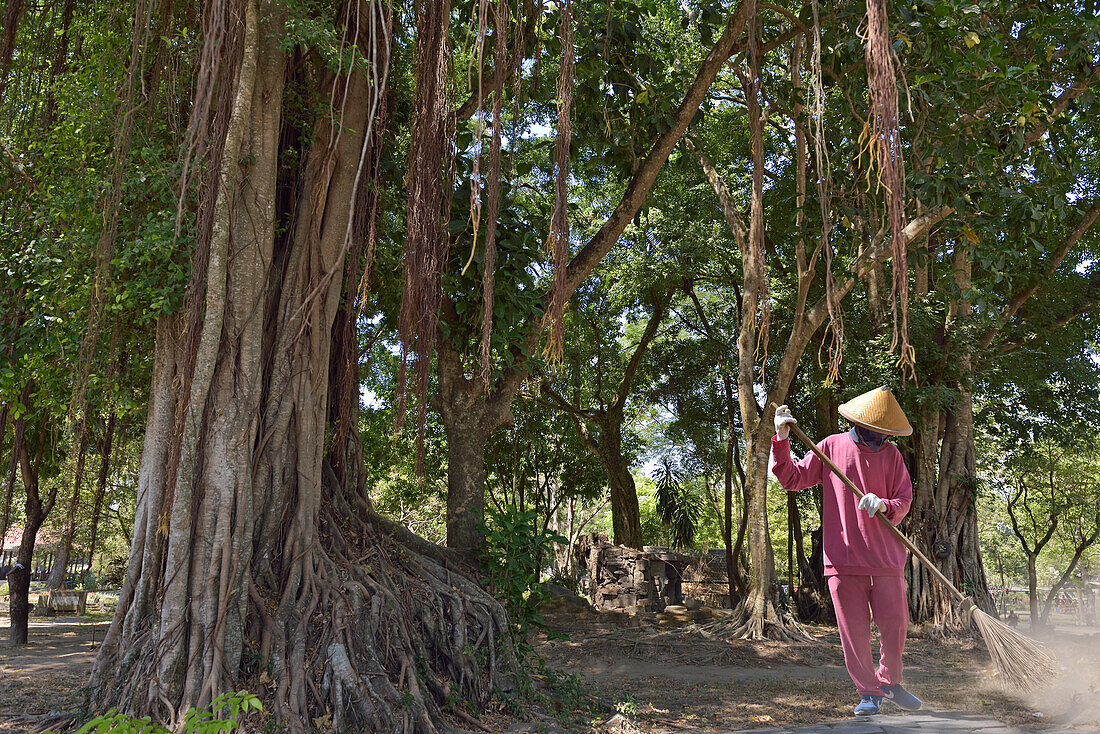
[707, 711, 1080, 734]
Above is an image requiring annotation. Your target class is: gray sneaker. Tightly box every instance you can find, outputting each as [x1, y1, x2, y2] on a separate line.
[880, 684, 922, 711]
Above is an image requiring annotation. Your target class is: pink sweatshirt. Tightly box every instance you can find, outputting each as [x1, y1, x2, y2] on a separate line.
[770, 433, 913, 577]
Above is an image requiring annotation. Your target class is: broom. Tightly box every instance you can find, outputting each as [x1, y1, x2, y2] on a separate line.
[779, 413, 1059, 691]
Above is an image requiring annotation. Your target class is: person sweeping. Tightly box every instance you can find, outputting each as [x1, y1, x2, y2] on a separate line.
[770, 386, 923, 716]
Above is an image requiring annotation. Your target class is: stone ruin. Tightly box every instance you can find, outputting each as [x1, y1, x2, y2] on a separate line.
[574, 533, 731, 614]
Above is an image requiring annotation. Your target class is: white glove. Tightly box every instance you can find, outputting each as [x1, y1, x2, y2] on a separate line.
[858, 493, 886, 518]
[774, 404, 797, 440]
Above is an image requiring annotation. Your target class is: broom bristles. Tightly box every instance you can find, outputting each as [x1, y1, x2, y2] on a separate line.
[969, 606, 1059, 692]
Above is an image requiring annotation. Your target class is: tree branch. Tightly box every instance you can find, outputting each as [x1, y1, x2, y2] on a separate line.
[997, 271, 1100, 355]
[1007, 484, 1035, 556]
[611, 289, 671, 411]
[539, 382, 601, 455]
[539, 380, 589, 419]
[485, 2, 760, 421]
[980, 200, 1100, 349]
[563, 0, 756, 298]
[687, 135, 749, 248]
[1024, 63, 1100, 147]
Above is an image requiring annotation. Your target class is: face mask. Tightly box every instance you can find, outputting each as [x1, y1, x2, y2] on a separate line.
[853, 425, 888, 450]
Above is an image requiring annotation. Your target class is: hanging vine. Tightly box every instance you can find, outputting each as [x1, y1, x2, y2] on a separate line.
[810, 0, 843, 382]
[863, 0, 913, 375]
[543, 0, 574, 365]
[397, 0, 454, 469]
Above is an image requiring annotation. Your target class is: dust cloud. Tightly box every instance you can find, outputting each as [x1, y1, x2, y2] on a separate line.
[1025, 627, 1100, 731]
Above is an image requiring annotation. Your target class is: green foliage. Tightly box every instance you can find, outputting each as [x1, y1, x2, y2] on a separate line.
[478, 504, 567, 655]
[48, 692, 262, 734]
[614, 694, 639, 717]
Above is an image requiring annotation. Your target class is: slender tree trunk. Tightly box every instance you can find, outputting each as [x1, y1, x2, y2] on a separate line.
[1, 422, 19, 545]
[10, 505, 48, 644]
[541, 403, 644, 549]
[786, 494, 796, 594]
[11, 414, 52, 645]
[866, 261, 886, 328]
[721, 374, 747, 602]
[0, 381, 31, 544]
[1027, 552, 1040, 631]
[723, 413, 739, 605]
[45, 426, 90, 589]
[730, 424, 751, 594]
[85, 410, 117, 572]
[1040, 521, 1100, 625]
[0, 403, 8, 478]
[790, 376, 833, 622]
[41, 0, 75, 127]
[0, 0, 26, 104]
[8, 538, 33, 644]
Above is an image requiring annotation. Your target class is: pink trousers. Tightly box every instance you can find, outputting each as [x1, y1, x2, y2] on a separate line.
[827, 574, 908, 696]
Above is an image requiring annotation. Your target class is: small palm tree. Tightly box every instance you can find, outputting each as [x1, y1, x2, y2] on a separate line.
[653, 458, 700, 549]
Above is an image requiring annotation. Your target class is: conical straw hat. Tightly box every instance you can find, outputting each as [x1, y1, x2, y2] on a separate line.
[838, 386, 912, 436]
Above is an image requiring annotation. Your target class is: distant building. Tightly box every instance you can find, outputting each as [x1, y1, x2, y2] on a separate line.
[1, 526, 67, 581]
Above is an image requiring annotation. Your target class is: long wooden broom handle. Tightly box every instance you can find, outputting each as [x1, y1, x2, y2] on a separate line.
[778, 413, 966, 604]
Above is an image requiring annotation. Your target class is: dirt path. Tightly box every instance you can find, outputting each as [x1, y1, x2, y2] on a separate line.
[530, 611, 1100, 733]
[0, 617, 105, 730]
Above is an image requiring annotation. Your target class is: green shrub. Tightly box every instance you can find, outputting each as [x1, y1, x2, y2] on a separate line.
[478, 504, 566, 656]
[47, 691, 263, 734]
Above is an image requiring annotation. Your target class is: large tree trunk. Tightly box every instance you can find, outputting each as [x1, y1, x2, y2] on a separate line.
[436, 339, 520, 553]
[605, 456, 641, 549]
[443, 407, 491, 553]
[437, 341, 491, 553]
[602, 416, 642, 548]
[905, 394, 992, 625]
[905, 246, 993, 626]
[90, 5, 517, 730]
